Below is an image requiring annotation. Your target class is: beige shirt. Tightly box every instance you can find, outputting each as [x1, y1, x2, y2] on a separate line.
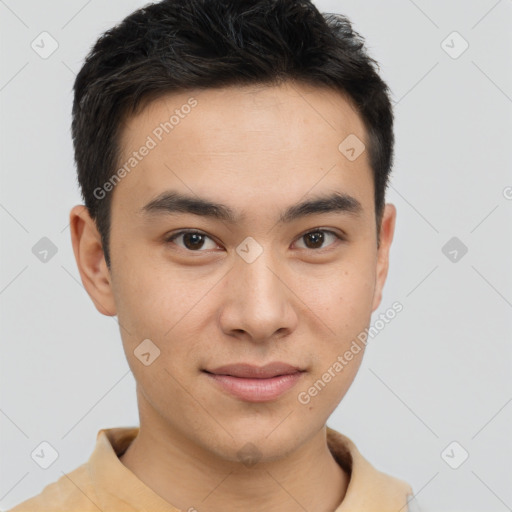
[8, 426, 415, 511]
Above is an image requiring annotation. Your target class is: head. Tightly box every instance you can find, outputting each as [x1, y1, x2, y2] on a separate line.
[70, 0, 397, 463]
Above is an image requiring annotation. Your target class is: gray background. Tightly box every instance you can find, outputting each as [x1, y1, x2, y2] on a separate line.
[1, 1, 511, 511]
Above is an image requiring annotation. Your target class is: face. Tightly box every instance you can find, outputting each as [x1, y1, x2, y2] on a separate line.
[71, 81, 396, 463]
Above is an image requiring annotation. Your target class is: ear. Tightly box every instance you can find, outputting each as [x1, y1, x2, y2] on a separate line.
[371, 203, 396, 312]
[69, 205, 117, 316]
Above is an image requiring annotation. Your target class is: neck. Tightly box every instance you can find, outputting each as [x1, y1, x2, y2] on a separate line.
[120, 416, 349, 511]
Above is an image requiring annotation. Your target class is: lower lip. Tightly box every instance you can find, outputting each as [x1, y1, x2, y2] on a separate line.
[204, 372, 304, 402]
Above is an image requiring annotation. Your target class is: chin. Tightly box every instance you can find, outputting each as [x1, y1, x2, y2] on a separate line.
[204, 416, 319, 464]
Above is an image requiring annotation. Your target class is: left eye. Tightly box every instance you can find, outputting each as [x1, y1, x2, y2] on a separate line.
[166, 229, 343, 252]
[294, 230, 343, 250]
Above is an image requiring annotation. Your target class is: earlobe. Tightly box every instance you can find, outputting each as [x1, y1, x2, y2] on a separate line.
[371, 203, 396, 312]
[69, 205, 117, 316]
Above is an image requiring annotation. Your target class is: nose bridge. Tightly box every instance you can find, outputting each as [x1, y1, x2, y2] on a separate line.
[236, 236, 283, 303]
[220, 237, 296, 340]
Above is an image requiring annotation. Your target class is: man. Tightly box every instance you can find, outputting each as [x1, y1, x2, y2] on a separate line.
[10, 0, 419, 510]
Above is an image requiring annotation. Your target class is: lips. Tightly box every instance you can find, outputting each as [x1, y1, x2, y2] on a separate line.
[204, 362, 303, 379]
[203, 362, 305, 402]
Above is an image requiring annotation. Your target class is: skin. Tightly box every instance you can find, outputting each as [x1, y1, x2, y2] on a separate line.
[70, 80, 396, 512]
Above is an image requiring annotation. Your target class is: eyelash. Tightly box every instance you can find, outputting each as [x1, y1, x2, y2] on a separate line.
[165, 228, 345, 253]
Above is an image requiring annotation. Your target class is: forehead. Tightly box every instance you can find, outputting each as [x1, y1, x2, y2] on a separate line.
[121, 81, 366, 150]
[113, 81, 373, 220]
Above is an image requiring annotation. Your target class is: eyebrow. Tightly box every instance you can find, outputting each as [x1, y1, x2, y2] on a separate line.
[140, 190, 363, 224]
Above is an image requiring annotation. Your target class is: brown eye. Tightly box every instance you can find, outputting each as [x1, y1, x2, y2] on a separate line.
[295, 230, 342, 250]
[166, 230, 219, 251]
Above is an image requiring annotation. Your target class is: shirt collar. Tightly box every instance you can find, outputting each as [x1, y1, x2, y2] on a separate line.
[326, 427, 412, 511]
[88, 426, 412, 511]
[89, 427, 178, 511]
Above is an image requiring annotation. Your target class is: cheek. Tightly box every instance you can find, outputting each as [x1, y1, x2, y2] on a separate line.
[294, 250, 376, 330]
[112, 252, 192, 332]
[111, 254, 214, 372]
[293, 248, 376, 397]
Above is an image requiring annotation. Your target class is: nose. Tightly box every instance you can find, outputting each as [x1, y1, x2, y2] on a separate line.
[218, 247, 299, 343]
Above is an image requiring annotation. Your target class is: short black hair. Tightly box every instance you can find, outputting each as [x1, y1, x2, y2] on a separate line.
[72, 0, 395, 269]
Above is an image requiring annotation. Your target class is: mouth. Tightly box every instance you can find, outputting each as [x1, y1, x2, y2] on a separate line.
[202, 362, 306, 402]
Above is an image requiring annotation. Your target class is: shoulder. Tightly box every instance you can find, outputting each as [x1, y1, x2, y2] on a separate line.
[7, 463, 100, 512]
